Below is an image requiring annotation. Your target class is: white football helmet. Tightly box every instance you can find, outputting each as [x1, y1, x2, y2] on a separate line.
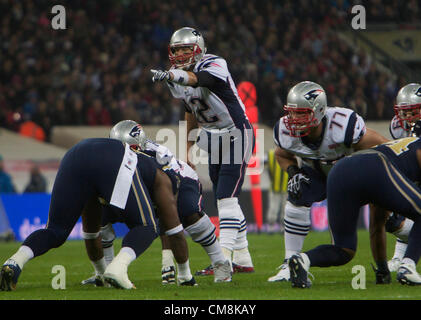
[283, 81, 327, 137]
[394, 83, 421, 131]
[168, 27, 207, 69]
[109, 120, 147, 150]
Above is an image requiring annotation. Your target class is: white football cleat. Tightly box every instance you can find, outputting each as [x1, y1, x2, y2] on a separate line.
[268, 259, 290, 282]
[214, 260, 232, 283]
[103, 262, 136, 290]
[397, 263, 421, 285]
[387, 257, 402, 272]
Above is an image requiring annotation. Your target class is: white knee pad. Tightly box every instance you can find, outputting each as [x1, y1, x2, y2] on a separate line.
[100, 223, 116, 247]
[283, 201, 311, 236]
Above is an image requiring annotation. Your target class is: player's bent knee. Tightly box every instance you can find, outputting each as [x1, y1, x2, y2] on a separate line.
[181, 212, 203, 228]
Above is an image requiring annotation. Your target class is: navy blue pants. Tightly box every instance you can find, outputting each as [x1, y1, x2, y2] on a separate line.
[177, 177, 203, 219]
[204, 122, 255, 200]
[23, 138, 159, 257]
[327, 152, 421, 252]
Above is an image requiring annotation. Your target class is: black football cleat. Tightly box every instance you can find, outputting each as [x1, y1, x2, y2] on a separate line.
[289, 254, 311, 289]
[0, 260, 22, 291]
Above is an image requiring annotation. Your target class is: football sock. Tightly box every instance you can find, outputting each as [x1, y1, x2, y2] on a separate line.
[7, 246, 34, 269]
[177, 260, 193, 281]
[392, 218, 413, 242]
[103, 246, 115, 266]
[101, 223, 116, 265]
[221, 247, 233, 264]
[184, 214, 225, 265]
[218, 198, 241, 253]
[162, 249, 175, 268]
[392, 239, 408, 260]
[403, 219, 421, 264]
[91, 257, 107, 275]
[283, 203, 311, 259]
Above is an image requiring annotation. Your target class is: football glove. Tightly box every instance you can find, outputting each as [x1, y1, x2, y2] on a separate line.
[371, 263, 391, 284]
[151, 69, 170, 82]
[287, 170, 310, 200]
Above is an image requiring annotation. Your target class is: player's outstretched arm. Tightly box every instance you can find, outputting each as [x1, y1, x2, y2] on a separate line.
[152, 168, 189, 264]
[354, 128, 390, 151]
[151, 69, 198, 87]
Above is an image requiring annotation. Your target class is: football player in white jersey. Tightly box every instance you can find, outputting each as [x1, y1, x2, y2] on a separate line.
[268, 81, 388, 282]
[150, 27, 255, 275]
[386, 83, 421, 272]
[82, 120, 232, 285]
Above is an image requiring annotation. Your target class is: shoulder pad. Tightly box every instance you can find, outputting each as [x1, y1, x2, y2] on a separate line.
[195, 55, 228, 80]
[328, 108, 365, 146]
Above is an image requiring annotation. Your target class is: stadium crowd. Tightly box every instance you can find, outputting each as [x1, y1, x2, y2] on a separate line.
[0, 0, 419, 141]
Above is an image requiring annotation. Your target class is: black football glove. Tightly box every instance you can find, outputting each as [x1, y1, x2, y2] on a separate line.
[371, 263, 391, 284]
[287, 165, 310, 200]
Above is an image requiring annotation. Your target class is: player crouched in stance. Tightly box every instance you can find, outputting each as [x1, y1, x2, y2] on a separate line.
[0, 138, 194, 290]
[268, 81, 388, 283]
[386, 83, 421, 272]
[82, 120, 231, 284]
[289, 137, 421, 288]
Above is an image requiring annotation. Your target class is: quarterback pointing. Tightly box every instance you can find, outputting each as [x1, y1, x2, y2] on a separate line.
[268, 81, 389, 282]
[151, 27, 255, 275]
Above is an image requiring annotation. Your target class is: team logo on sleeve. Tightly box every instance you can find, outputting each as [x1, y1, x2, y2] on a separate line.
[129, 125, 143, 138]
[304, 89, 324, 104]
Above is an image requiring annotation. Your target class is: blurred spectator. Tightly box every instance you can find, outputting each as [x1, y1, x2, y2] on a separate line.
[0, 0, 418, 137]
[0, 155, 16, 193]
[24, 165, 47, 193]
[86, 98, 112, 126]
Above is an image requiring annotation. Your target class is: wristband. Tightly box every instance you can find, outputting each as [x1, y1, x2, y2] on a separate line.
[81, 231, 100, 240]
[170, 69, 189, 85]
[165, 224, 184, 236]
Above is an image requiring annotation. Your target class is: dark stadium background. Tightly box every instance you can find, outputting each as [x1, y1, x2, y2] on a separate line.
[0, 0, 420, 239]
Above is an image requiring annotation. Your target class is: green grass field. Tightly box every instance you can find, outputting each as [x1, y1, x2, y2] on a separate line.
[0, 230, 420, 300]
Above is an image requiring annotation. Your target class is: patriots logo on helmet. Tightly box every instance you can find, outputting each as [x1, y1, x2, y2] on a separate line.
[129, 125, 143, 138]
[415, 87, 421, 97]
[304, 89, 324, 103]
